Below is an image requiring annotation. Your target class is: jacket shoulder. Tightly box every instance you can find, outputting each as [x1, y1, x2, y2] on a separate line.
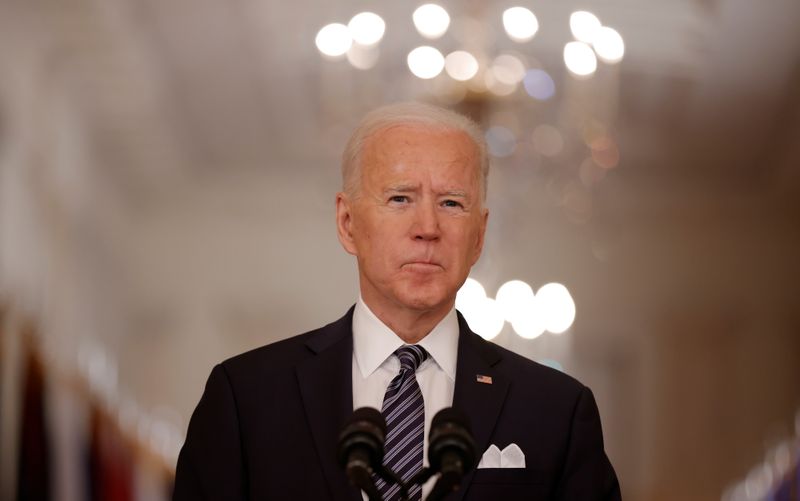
[465, 327, 587, 403]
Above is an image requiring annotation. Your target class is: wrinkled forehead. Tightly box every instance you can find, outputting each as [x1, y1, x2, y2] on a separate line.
[361, 124, 481, 172]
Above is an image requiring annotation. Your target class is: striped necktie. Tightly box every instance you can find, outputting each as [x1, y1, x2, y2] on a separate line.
[375, 345, 429, 501]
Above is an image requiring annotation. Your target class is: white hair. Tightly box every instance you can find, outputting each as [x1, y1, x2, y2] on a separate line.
[341, 102, 488, 202]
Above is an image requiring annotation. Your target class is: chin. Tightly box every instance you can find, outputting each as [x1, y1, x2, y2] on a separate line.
[395, 285, 452, 313]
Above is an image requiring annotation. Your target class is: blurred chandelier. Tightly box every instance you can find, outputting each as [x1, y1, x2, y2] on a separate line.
[315, 4, 625, 98]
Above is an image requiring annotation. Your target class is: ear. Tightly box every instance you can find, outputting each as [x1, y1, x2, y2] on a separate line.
[335, 192, 359, 256]
[470, 208, 489, 266]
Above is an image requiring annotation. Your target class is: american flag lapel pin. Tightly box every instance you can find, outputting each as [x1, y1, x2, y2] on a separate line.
[476, 374, 493, 384]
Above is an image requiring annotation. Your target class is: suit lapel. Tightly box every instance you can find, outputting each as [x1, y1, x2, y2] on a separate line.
[451, 312, 509, 500]
[296, 308, 363, 501]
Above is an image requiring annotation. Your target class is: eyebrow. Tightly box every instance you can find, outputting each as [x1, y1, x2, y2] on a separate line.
[384, 184, 418, 194]
[384, 185, 469, 199]
[441, 190, 468, 198]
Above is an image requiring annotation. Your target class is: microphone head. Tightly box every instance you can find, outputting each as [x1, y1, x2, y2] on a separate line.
[428, 407, 477, 473]
[337, 407, 386, 470]
[431, 407, 470, 431]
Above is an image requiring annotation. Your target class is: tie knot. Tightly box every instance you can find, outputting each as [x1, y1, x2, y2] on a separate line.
[395, 345, 428, 372]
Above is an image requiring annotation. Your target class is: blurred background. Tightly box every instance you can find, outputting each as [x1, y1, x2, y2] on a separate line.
[1, 0, 799, 499]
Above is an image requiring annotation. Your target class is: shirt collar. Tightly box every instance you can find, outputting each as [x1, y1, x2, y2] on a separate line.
[352, 296, 459, 381]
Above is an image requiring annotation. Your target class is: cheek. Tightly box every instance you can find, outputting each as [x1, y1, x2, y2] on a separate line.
[360, 227, 398, 266]
[453, 224, 482, 260]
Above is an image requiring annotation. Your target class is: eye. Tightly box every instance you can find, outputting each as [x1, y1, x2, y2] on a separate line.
[388, 195, 409, 204]
[442, 199, 463, 208]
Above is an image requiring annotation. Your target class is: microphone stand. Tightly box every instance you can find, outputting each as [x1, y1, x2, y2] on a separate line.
[369, 463, 465, 500]
[373, 464, 411, 501]
[410, 464, 468, 501]
[378, 465, 457, 501]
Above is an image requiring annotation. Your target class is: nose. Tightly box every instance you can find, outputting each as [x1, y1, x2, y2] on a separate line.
[412, 200, 440, 241]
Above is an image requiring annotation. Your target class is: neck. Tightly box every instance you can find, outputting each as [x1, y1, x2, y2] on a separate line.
[361, 296, 452, 344]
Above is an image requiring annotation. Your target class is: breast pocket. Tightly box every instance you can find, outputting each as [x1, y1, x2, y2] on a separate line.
[463, 468, 551, 500]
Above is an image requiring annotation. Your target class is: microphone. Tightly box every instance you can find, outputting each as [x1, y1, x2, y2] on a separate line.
[426, 407, 477, 501]
[337, 407, 386, 501]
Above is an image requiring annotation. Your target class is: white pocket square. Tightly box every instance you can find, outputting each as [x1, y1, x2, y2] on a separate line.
[477, 443, 526, 469]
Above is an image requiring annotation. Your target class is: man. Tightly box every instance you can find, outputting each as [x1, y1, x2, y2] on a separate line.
[173, 102, 621, 500]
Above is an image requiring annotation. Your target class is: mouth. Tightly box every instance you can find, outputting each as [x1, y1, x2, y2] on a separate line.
[402, 261, 443, 273]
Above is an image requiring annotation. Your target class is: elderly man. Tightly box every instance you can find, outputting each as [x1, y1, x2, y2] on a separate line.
[173, 102, 621, 500]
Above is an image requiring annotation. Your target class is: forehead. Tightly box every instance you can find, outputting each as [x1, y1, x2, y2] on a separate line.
[361, 124, 480, 178]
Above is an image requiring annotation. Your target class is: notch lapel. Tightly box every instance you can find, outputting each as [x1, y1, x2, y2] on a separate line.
[296, 309, 363, 501]
[451, 312, 510, 500]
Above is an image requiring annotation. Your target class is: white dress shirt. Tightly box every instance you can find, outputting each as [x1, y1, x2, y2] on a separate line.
[352, 296, 459, 500]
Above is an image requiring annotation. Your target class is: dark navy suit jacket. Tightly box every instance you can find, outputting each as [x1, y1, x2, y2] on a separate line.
[173, 307, 621, 500]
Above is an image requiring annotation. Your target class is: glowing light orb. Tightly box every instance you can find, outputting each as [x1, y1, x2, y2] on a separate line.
[445, 50, 479, 81]
[503, 7, 539, 42]
[570, 11, 601, 43]
[536, 282, 576, 334]
[523, 69, 555, 100]
[413, 4, 450, 39]
[315, 23, 352, 57]
[407, 46, 445, 79]
[593, 26, 625, 63]
[564, 41, 597, 77]
[348, 12, 386, 46]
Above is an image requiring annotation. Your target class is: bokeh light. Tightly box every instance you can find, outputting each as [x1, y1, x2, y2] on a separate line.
[532, 124, 564, 157]
[593, 26, 625, 63]
[445, 50, 479, 81]
[457, 278, 504, 340]
[315, 23, 352, 58]
[347, 43, 380, 70]
[485, 126, 516, 157]
[495, 280, 535, 324]
[413, 4, 451, 39]
[581, 118, 609, 146]
[491, 54, 526, 85]
[496, 279, 545, 339]
[570, 11, 601, 43]
[466, 297, 506, 340]
[407, 46, 445, 79]
[590, 135, 620, 168]
[489, 110, 521, 135]
[503, 7, 539, 42]
[484, 71, 517, 96]
[523, 69, 555, 100]
[456, 277, 487, 312]
[564, 41, 597, 77]
[511, 308, 546, 339]
[347, 12, 386, 46]
[459, 277, 577, 340]
[536, 282, 576, 334]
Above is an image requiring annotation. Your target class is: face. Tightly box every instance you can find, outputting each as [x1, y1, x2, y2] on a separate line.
[336, 125, 488, 319]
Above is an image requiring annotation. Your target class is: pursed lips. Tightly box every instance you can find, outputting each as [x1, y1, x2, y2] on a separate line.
[402, 259, 443, 272]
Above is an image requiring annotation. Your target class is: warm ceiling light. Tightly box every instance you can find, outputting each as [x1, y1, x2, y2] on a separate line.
[569, 11, 601, 43]
[563, 41, 597, 77]
[593, 26, 625, 63]
[536, 283, 576, 334]
[348, 12, 386, 46]
[315, 23, 352, 57]
[407, 46, 445, 79]
[445, 50, 479, 81]
[491, 54, 526, 85]
[502, 7, 539, 42]
[346, 44, 380, 70]
[412, 4, 451, 39]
